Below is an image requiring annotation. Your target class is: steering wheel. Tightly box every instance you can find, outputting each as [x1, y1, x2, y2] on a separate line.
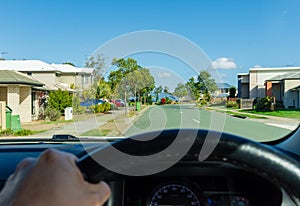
[78, 129, 300, 200]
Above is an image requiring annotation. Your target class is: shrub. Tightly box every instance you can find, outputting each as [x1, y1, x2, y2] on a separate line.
[160, 97, 172, 105]
[0, 129, 13, 136]
[94, 104, 103, 113]
[226, 101, 239, 108]
[14, 129, 35, 136]
[94, 102, 111, 113]
[103, 102, 111, 112]
[49, 89, 72, 113]
[165, 97, 172, 104]
[255, 97, 273, 111]
[44, 107, 61, 121]
[199, 99, 208, 106]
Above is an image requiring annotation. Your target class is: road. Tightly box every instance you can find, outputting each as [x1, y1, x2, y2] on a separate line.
[125, 104, 297, 142]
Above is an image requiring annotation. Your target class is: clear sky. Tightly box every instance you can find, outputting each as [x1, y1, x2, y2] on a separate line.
[1, 0, 300, 89]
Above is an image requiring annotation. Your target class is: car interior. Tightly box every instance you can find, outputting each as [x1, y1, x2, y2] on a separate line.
[0, 126, 300, 206]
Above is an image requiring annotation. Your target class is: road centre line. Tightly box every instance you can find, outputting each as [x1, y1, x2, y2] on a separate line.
[192, 119, 200, 124]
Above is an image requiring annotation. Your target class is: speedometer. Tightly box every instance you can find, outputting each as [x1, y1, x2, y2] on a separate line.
[149, 184, 201, 206]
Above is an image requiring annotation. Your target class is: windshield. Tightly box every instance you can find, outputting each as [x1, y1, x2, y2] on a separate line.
[0, 0, 299, 142]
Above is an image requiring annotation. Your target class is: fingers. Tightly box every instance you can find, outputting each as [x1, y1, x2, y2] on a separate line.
[88, 181, 111, 206]
[39, 149, 78, 164]
[15, 157, 35, 174]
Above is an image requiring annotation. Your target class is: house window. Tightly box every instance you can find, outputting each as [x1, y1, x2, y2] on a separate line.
[83, 75, 89, 84]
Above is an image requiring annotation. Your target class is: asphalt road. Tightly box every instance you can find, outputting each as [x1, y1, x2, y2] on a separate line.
[125, 104, 294, 142]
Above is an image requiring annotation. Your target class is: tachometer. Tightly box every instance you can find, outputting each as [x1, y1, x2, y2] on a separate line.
[149, 184, 201, 206]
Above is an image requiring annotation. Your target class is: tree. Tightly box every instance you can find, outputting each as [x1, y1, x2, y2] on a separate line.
[186, 71, 217, 100]
[109, 57, 141, 93]
[186, 77, 199, 100]
[108, 57, 155, 116]
[174, 83, 189, 98]
[154, 85, 163, 102]
[229, 87, 236, 98]
[96, 79, 112, 99]
[136, 68, 155, 103]
[197, 70, 217, 93]
[62, 62, 76, 67]
[83, 54, 112, 101]
[81, 78, 111, 100]
[85, 54, 106, 79]
[111, 59, 155, 103]
[163, 86, 170, 94]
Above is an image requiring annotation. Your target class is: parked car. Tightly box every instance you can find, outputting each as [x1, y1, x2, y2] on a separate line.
[111, 99, 125, 107]
[80, 99, 104, 107]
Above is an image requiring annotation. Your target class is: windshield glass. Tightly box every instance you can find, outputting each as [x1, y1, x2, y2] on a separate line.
[0, 0, 299, 142]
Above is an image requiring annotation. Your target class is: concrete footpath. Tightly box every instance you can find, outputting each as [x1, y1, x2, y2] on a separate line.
[28, 106, 150, 138]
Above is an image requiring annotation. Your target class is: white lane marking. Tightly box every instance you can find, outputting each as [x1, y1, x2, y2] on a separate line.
[193, 119, 200, 124]
[265, 123, 297, 131]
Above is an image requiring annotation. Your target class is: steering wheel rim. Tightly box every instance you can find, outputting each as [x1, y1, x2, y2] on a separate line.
[78, 129, 300, 199]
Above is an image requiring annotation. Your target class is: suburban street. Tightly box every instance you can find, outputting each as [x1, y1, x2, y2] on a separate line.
[125, 104, 299, 142]
[26, 104, 299, 142]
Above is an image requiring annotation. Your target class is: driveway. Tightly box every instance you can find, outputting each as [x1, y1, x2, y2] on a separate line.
[28, 109, 127, 138]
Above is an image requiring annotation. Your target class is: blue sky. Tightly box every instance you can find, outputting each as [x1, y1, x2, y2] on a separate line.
[1, 0, 300, 89]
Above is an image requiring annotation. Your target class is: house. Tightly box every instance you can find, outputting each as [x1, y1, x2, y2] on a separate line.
[265, 72, 300, 109]
[238, 67, 300, 109]
[0, 60, 95, 122]
[215, 83, 234, 97]
[51, 63, 95, 89]
[237, 73, 250, 98]
[0, 70, 43, 122]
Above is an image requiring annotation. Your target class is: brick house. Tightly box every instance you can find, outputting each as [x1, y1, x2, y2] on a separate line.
[0, 70, 43, 122]
[265, 72, 300, 109]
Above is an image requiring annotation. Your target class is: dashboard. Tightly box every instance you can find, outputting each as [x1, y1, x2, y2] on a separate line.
[0, 141, 289, 206]
[117, 163, 282, 206]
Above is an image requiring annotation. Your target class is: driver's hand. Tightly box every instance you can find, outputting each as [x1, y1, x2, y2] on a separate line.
[0, 149, 111, 206]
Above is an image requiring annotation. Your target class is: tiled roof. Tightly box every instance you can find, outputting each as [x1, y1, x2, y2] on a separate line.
[250, 66, 300, 72]
[216, 82, 233, 89]
[266, 72, 300, 81]
[0, 70, 43, 86]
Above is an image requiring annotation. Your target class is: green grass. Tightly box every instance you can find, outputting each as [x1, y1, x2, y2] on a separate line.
[0, 129, 46, 137]
[207, 107, 268, 119]
[81, 128, 111, 136]
[225, 111, 268, 119]
[42, 119, 73, 124]
[241, 109, 300, 119]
